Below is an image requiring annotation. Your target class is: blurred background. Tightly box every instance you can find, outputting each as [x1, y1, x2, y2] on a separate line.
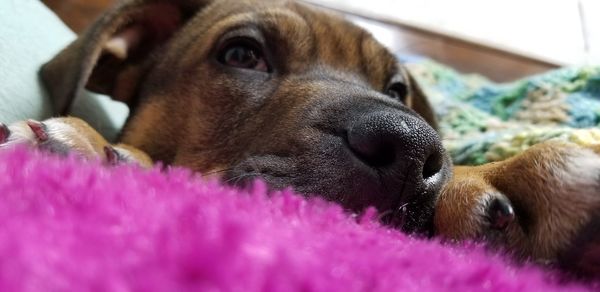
[42, 0, 599, 82]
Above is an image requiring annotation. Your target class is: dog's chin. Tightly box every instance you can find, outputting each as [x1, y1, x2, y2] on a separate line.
[381, 204, 436, 237]
[222, 158, 437, 236]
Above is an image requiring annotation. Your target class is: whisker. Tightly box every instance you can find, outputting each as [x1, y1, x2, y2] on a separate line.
[398, 202, 409, 211]
[377, 209, 395, 221]
[203, 168, 233, 176]
[225, 172, 261, 185]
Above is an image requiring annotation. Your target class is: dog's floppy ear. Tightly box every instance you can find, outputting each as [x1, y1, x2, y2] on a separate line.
[404, 71, 439, 130]
[41, 0, 209, 114]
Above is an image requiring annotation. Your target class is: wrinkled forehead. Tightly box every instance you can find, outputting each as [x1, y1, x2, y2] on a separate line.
[182, 0, 399, 87]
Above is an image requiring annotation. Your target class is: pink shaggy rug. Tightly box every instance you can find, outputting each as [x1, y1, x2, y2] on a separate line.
[0, 146, 592, 291]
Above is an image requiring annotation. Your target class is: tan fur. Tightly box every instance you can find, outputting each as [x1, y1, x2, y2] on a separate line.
[436, 141, 600, 272]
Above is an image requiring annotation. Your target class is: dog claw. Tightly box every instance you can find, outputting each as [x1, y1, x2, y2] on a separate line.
[26, 120, 49, 142]
[104, 145, 120, 165]
[0, 123, 9, 143]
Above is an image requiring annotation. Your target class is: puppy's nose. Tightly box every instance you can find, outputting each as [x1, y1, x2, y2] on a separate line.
[346, 111, 446, 197]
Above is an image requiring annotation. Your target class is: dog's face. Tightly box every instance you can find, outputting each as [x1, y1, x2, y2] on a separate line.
[41, 0, 450, 233]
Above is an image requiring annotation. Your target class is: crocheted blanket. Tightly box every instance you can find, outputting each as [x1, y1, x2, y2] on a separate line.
[406, 58, 600, 165]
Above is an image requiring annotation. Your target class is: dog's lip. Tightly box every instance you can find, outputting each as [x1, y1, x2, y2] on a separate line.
[379, 204, 409, 228]
[378, 198, 436, 236]
[420, 218, 436, 238]
[221, 157, 295, 190]
[224, 147, 440, 235]
[226, 166, 437, 236]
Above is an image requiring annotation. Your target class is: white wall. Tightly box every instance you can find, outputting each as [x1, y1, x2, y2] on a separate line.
[305, 0, 599, 66]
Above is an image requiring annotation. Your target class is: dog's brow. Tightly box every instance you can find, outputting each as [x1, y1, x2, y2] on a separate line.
[254, 9, 311, 40]
[207, 9, 311, 48]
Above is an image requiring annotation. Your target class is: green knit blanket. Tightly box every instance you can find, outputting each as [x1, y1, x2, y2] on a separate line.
[406, 58, 600, 165]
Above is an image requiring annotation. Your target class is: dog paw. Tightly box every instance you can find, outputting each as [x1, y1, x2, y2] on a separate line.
[1, 120, 53, 149]
[0, 118, 152, 167]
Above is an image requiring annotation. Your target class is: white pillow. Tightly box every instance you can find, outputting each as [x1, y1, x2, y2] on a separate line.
[0, 0, 128, 141]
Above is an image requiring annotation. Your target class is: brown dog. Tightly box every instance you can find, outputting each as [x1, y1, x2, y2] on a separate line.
[1, 0, 449, 234]
[0, 0, 598, 279]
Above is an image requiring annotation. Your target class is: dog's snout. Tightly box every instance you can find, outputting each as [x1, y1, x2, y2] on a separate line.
[346, 111, 446, 202]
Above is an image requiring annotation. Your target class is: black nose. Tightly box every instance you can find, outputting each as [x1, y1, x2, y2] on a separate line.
[346, 110, 447, 211]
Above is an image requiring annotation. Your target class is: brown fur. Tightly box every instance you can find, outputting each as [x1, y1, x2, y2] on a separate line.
[436, 142, 600, 278]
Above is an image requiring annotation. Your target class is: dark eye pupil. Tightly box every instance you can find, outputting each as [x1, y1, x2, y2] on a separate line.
[223, 46, 259, 68]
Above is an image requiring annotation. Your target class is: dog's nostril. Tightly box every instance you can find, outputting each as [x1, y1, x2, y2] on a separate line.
[354, 142, 396, 168]
[346, 129, 397, 168]
[422, 151, 443, 180]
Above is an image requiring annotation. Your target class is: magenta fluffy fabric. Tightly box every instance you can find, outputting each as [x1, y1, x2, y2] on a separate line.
[0, 147, 591, 291]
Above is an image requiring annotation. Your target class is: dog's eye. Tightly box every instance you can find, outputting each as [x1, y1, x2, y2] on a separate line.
[218, 39, 269, 72]
[385, 83, 408, 103]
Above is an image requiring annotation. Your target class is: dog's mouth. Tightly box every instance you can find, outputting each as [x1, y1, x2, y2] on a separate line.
[378, 202, 436, 237]
[221, 157, 439, 236]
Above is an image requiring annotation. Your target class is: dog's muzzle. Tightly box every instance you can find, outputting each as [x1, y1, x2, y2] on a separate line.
[343, 108, 449, 232]
[346, 110, 446, 203]
[225, 90, 450, 235]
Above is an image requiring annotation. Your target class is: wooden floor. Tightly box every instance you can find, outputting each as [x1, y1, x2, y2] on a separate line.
[41, 0, 557, 82]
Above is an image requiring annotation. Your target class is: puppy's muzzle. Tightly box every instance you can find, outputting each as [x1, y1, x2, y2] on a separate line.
[337, 105, 449, 231]
[227, 86, 450, 234]
[346, 111, 446, 199]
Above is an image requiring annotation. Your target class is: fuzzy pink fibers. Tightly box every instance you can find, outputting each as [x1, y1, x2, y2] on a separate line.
[0, 147, 590, 291]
